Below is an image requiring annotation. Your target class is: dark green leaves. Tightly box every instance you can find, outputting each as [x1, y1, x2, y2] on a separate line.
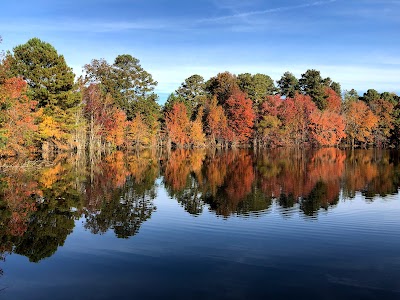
[10, 38, 76, 109]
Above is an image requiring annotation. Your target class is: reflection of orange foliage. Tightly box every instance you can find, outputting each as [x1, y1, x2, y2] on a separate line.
[128, 154, 151, 184]
[205, 158, 226, 195]
[202, 150, 255, 215]
[365, 152, 396, 196]
[225, 152, 255, 204]
[85, 152, 129, 211]
[164, 150, 191, 191]
[127, 150, 159, 184]
[39, 163, 64, 189]
[1, 170, 39, 237]
[189, 150, 206, 176]
[309, 149, 346, 181]
[163, 149, 206, 192]
[105, 151, 130, 188]
[205, 151, 237, 195]
[258, 149, 345, 205]
[344, 150, 379, 194]
[308, 149, 346, 203]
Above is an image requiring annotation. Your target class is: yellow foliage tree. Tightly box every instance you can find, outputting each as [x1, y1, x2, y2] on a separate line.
[189, 107, 206, 147]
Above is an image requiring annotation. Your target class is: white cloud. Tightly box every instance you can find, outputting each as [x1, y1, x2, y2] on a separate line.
[199, 0, 337, 24]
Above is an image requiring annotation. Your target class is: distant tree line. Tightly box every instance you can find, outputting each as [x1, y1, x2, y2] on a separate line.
[0, 37, 399, 157]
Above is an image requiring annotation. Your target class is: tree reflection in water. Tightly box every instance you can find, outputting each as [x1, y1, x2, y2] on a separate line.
[0, 150, 159, 269]
[0, 148, 399, 267]
[83, 151, 158, 238]
[162, 149, 206, 215]
[164, 148, 400, 217]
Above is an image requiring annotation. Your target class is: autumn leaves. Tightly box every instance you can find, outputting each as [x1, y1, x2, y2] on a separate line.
[1, 37, 399, 157]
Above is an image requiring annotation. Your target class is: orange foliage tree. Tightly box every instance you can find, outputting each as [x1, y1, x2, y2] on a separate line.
[309, 110, 346, 146]
[165, 102, 191, 147]
[0, 77, 40, 156]
[189, 107, 206, 147]
[345, 100, 378, 147]
[127, 113, 150, 148]
[206, 97, 231, 145]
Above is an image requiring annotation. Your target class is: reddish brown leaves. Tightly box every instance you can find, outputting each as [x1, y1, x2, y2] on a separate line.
[225, 89, 256, 143]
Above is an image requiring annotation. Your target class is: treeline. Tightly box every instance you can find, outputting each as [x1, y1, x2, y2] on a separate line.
[164, 71, 399, 149]
[1, 37, 399, 157]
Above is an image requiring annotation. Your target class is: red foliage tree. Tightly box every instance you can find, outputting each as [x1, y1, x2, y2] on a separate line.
[280, 94, 316, 146]
[225, 89, 255, 143]
[325, 87, 342, 113]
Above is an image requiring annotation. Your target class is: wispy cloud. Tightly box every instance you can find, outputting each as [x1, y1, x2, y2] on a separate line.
[0, 19, 170, 33]
[199, 0, 337, 24]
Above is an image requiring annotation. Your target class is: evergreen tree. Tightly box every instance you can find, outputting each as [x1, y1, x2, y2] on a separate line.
[237, 73, 276, 104]
[10, 38, 78, 109]
[83, 54, 158, 120]
[299, 69, 327, 110]
[277, 71, 299, 98]
[362, 89, 380, 104]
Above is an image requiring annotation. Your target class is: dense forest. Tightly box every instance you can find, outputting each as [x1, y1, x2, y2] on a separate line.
[1, 37, 399, 157]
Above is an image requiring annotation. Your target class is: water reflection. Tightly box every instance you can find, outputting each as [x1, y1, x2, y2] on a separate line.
[83, 151, 158, 238]
[162, 149, 206, 215]
[0, 148, 399, 267]
[0, 150, 159, 268]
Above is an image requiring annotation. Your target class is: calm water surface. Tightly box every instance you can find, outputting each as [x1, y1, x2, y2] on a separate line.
[0, 149, 399, 299]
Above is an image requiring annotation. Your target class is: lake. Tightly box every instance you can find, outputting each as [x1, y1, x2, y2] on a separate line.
[0, 148, 399, 299]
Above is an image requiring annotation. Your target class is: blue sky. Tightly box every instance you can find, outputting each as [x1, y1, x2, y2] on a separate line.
[1, 0, 399, 103]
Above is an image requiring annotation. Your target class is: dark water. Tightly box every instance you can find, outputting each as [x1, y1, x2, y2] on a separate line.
[0, 149, 399, 300]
